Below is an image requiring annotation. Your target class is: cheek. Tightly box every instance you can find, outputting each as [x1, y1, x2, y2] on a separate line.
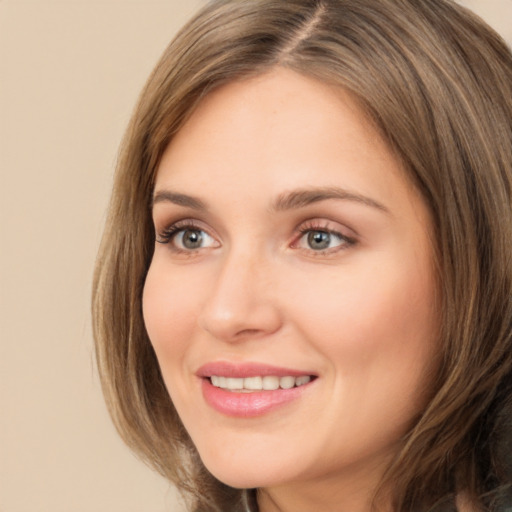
[294, 259, 433, 333]
[142, 261, 213, 422]
[142, 261, 202, 371]
[286, 254, 438, 390]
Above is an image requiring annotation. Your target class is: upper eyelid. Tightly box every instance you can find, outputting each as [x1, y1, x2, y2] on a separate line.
[156, 216, 350, 230]
[156, 218, 209, 235]
[296, 218, 358, 237]
[152, 197, 361, 229]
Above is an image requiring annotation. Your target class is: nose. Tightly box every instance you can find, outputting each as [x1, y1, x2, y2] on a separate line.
[198, 249, 282, 343]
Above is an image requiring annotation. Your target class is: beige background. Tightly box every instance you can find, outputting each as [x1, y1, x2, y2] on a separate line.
[1, 2, 510, 511]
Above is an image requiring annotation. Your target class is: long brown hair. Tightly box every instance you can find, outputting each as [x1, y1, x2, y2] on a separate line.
[92, 1, 512, 510]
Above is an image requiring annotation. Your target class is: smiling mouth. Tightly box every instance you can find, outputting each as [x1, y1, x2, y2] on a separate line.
[200, 366, 317, 416]
[209, 375, 314, 392]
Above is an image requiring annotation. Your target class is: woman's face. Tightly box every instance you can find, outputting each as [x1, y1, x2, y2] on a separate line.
[143, 68, 439, 500]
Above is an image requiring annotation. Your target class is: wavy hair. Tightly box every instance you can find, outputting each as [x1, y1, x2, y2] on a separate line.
[92, 1, 512, 510]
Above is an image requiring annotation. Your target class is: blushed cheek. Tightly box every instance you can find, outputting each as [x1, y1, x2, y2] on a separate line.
[142, 274, 191, 409]
[142, 266, 192, 363]
[142, 269, 167, 352]
[288, 260, 437, 369]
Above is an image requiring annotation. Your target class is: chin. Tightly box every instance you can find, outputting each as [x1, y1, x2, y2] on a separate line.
[199, 450, 299, 490]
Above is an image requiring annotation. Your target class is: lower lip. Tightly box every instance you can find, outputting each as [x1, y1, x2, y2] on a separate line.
[201, 378, 313, 418]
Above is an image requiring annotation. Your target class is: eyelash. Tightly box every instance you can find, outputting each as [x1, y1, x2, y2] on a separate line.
[156, 220, 207, 249]
[155, 219, 356, 255]
[294, 220, 356, 255]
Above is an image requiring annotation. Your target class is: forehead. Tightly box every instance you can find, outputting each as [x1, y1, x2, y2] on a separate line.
[154, 68, 421, 218]
[165, 69, 382, 157]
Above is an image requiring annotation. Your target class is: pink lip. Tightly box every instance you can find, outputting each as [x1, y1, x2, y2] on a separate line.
[196, 361, 315, 378]
[196, 361, 317, 418]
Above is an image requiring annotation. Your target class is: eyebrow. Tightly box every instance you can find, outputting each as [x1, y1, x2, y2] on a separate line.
[151, 186, 389, 214]
[271, 187, 389, 214]
[152, 190, 207, 210]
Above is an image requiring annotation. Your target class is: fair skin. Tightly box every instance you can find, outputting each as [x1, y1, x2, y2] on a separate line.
[143, 68, 439, 512]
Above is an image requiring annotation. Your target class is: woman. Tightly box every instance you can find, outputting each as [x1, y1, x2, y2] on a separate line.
[92, 0, 512, 510]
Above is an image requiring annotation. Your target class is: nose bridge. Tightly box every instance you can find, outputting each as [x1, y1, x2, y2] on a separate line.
[214, 246, 258, 305]
[198, 242, 281, 341]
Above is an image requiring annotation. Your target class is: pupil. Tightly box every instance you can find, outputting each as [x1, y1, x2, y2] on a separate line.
[308, 231, 330, 250]
[183, 229, 202, 249]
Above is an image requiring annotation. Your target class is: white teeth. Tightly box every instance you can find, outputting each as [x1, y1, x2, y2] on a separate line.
[279, 376, 295, 389]
[244, 376, 263, 390]
[296, 376, 311, 386]
[227, 377, 244, 389]
[262, 376, 280, 390]
[209, 374, 312, 391]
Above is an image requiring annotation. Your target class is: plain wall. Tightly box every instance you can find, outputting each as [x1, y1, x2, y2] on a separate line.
[1, 1, 510, 511]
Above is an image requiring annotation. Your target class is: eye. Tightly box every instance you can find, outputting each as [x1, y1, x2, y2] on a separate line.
[298, 230, 345, 251]
[303, 230, 334, 250]
[174, 228, 216, 250]
[294, 222, 356, 253]
[156, 221, 219, 252]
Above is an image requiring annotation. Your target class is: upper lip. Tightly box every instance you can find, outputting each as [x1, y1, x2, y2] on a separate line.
[196, 361, 317, 379]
